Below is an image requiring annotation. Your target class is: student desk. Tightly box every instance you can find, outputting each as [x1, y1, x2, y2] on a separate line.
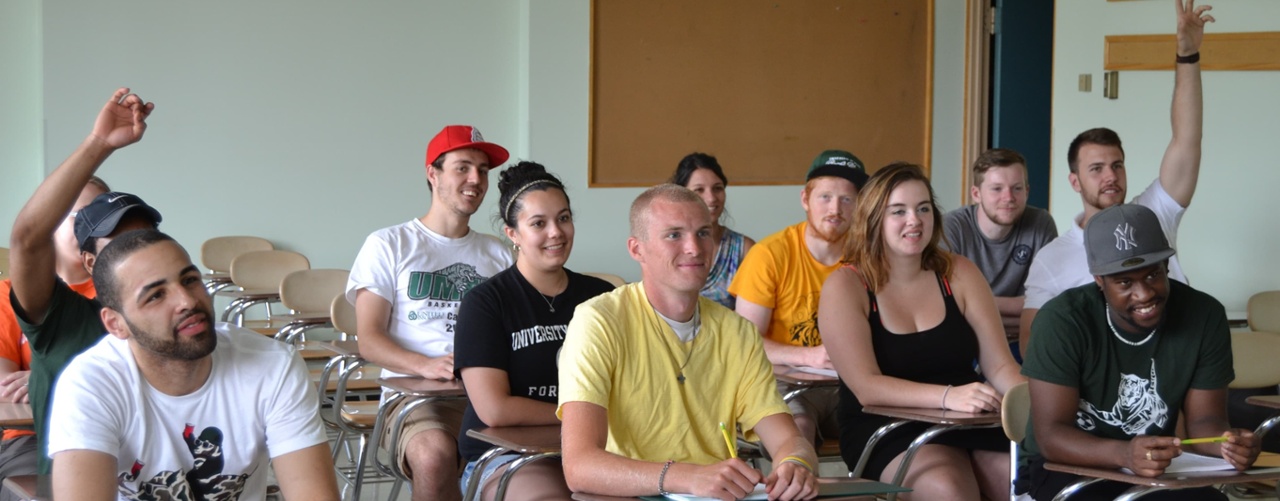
[0, 402, 33, 429]
[851, 406, 1001, 501]
[1043, 462, 1280, 501]
[0, 474, 48, 501]
[369, 377, 467, 484]
[298, 339, 360, 361]
[569, 476, 905, 500]
[464, 424, 563, 501]
[773, 365, 840, 402]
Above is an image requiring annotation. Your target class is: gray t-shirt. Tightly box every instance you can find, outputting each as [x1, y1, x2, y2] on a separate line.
[942, 204, 1057, 297]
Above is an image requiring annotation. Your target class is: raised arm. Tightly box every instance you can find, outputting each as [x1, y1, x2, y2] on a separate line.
[353, 290, 453, 380]
[9, 88, 153, 321]
[1158, 0, 1213, 207]
[560, 401, 762, 500]
[736, 299, 831, 369]
[272, 443, 341, 501]
[52, 450, 118, 501]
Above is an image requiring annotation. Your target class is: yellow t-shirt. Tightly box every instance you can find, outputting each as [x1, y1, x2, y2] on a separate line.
[728, 222, 839, 347]
[557, 283, 789, 465]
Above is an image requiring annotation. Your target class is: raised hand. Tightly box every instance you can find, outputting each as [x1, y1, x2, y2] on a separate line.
[91, 87, 155, 149]
[1175, 0, 1215, 56]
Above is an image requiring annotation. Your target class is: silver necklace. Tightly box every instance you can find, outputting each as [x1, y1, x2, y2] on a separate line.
[653, 307, 701, 384]
[1105, 305, 1156, 346]
[539, 293, 557, 313]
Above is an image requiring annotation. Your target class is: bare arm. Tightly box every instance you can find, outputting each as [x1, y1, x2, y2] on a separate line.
[994, 296, 1024, 341]
[1030, 379, 1180, 477]
[1182, 387, 1260, 470]
[560, 401, 762, 500]
[353, 290, 453, 380]
[460, 367, 559, 427]
[952, 259, 1025, 395]
[9, 88, 152, 323]
[736, 298, 830, 369]
[1018, 308, 1038, 360]
[1159, 0, 1212, 207]
[755, 413, 819, 500]
[0, 359, 30, 404]
[272, 443, 341, 501]
[818, 267, 999, 412]
[52, 450, 118, 501]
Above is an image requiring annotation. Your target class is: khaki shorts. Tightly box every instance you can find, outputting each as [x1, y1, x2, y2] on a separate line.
[779, 381, 840, 443]
[383, 397, 467, 476]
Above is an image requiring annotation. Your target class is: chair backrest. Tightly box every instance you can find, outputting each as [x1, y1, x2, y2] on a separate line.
[1230, 331, 1280, 389]
[1248, 291, 1280, 333]
[330, 294, 357, 337]
[201, 236, 273, 273]
[0, 247, 8, 279]
[584, 272, 626, 288]
[228, 250, 310, 291]
[1002, 382, 1031, 443]
[280, 269, 350, 314]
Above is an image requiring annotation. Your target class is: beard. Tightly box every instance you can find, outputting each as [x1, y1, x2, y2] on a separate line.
[980, 203, 1023, 227]
[125, 308, 218, 361]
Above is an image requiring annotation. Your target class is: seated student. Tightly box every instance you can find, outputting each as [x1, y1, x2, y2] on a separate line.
[558, 184, 819, 501]
[48, 230, 339, 500]
[1018, 204, 1259, 501]
[669, 152, 754, 309]
[942, 148, 1057, 361]
[731, 150, 869, 448]
[0, 176, 111, 483]
[819, 163, 1024, 500]
[454, 162, 614, 501]
[7, 88, 162, 477]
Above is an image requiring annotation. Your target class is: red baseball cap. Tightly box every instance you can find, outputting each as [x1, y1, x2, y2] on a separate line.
[425, 125, 509, 168]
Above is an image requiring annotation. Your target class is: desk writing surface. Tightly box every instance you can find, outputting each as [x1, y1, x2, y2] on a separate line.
[298, 340, 360, 360]
[571, 477, 905, 501]
[1044, 461, 1280, 488]
[467, 425, 562, 454]
[0, 403, 33, 428]
[378, 376, 466, 397]
[773, 365, 840, 386]
[1246, 395, 1280, 409]
[860, 406, 1001, 426]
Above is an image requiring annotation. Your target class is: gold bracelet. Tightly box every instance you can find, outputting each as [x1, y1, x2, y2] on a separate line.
[779, 455, 814, 473]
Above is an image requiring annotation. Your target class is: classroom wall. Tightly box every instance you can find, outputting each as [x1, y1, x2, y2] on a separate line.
[29, 0, 970, 282]
[0, 0, 44, 249]
[1051, 0, 1280, 311]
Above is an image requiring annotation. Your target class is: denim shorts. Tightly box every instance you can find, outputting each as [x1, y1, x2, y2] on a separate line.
[459, 453, 521, 495]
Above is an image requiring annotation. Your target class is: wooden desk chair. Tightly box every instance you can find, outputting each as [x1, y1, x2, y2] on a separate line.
[464, 425, 563, 501]
[584, 272, 625, 288]
[315, 354, 401, 501]
[1248, 291, 1280, 333]
[331, 293, 358, 341]
[850, 406, 1001, 501]
[1001, 382, 1032, 500]
[272, 269, 349, 343]
[773, 365, 843, 462]
[0, 247, 9, 279]
[200, 236, 272, 295]
[220, 250, 309, 326]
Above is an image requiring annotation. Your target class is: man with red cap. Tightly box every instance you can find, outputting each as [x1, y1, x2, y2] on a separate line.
[346, 125, 514, 501]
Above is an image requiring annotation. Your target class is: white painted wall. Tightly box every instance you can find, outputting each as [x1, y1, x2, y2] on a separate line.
[1052, 0, 1280, 311]
[28, 0, 967, 283]
[0, 0, 44, 249]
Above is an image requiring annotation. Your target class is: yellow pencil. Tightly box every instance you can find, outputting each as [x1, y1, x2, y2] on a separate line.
[1180, 436, 1229, 445]
[720, 422, 738, 459]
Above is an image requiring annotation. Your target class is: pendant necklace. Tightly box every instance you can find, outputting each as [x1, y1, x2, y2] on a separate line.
[540, 293, 557, 313]
[654, 306, 701, 384]
[1105, 305, 1156, 346]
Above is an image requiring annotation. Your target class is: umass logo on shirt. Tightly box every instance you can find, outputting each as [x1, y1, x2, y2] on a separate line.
[407, 263, 489, 302]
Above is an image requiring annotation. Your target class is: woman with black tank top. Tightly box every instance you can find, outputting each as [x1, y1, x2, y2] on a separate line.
[818, 163, 1025, 500]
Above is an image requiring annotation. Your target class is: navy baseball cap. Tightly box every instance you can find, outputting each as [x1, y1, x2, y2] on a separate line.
[74, 192, 163, 252]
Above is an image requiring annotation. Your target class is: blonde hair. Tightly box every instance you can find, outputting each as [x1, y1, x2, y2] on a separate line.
[629, 184, 704, 240]
[842, 162, 952, 293]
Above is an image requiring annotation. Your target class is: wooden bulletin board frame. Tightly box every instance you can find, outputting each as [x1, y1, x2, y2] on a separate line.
[589, 0, 935, 187]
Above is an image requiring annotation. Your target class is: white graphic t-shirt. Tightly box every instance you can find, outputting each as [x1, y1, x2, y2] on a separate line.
[48, 324, 327, 500]
[346, 219, 513, 378]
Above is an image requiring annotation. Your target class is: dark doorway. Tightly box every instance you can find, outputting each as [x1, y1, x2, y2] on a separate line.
[990, 0, 1054, 210]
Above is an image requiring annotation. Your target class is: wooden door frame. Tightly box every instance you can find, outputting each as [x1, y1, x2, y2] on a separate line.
[961, 0, 992, 205]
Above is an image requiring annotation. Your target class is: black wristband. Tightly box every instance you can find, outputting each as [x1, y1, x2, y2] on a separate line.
[1176, 52, 1200, 64]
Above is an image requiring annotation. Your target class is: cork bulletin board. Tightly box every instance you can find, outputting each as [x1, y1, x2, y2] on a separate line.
[589, 0, 934, 186]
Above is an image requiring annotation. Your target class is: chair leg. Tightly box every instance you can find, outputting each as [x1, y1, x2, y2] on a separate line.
[1052, 477, 1105, 501]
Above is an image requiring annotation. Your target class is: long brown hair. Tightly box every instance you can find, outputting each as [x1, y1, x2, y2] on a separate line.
[842, 162, 952, 293]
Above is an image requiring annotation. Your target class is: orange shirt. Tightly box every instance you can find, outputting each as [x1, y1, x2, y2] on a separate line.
[0, 278, 96, 440]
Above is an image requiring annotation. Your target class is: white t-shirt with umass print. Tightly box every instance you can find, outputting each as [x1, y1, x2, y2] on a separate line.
[48, 323, 327, 501]
[346, 218, 513, 378]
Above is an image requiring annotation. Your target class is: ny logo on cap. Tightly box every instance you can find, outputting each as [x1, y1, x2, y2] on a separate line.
[1114, 223, 1138, 251]
[471, 128, 484, 142]
[826, 157, 855, 167]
